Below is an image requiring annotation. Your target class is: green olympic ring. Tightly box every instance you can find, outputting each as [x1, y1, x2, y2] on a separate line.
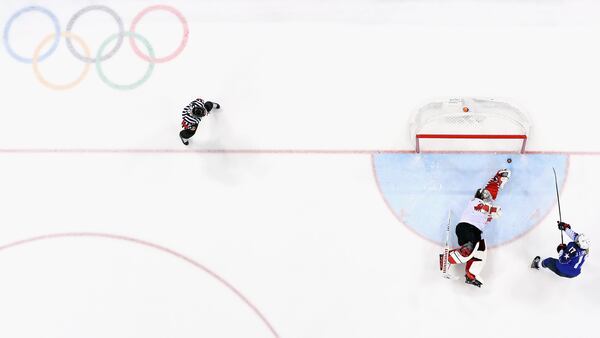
[96, 31, 155, 90]
[4, 5, 188, 91]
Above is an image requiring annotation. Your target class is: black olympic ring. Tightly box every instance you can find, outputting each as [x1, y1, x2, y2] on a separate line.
[3, 5, 189, 90]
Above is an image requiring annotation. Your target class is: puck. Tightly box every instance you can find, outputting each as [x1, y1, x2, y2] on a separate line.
[507, 158, 512, 163]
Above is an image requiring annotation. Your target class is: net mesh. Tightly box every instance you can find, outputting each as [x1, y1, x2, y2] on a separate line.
[410, 97, 530, 136]
[409, 97, 531, 153]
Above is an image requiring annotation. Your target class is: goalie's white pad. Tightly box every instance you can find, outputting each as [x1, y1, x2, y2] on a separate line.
[448, 241, 480, 264]
[465, 241, 487, 283]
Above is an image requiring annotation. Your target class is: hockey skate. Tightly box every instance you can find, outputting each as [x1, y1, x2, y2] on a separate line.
[530, 256, 541, 270]
[464, 275, 482, 288]
[180, 136, 189, 145]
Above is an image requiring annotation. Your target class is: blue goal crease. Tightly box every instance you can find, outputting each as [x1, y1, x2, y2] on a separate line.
[372, 153, 568, 247]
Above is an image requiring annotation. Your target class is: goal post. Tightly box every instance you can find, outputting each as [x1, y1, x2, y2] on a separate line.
[410, 97, 531, 154]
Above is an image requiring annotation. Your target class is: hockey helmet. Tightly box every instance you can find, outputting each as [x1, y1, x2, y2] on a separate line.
[576, 233, 591, 250]
[204, 101, 214, 113]
[475, 188, 492, 202]
[192, 105, 207, 117]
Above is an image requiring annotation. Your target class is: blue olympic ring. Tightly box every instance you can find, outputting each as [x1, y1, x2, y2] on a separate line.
[2, 5, 188, 90]
[3, 6, 61, 63]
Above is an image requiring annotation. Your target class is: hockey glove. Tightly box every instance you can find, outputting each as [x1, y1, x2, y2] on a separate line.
[557, 221, 571, 231]
[495, 169, 511, 189]
[556, 243, 567, 253]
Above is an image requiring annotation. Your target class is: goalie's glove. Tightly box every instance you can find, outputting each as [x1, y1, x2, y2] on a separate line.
[557, 221, 571, 231]
[483, 169, 511, 200]
[494, 169, 511, 189]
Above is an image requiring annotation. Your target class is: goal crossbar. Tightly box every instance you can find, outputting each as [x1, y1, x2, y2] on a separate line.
[415, 134, 528, 154]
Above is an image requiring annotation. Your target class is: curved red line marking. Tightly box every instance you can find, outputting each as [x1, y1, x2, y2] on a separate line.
[499, 154, 571, 247]
[369, 154, 572, 250]
[370, 154, 439, 247]
[0, 232, 280, 338]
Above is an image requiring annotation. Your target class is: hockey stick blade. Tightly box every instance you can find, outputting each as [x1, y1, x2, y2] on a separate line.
[442, 272, 460, 280]
[440, 210, 458, 280]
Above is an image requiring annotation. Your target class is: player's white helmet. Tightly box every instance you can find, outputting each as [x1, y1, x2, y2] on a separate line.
[576, 233, 591, 250]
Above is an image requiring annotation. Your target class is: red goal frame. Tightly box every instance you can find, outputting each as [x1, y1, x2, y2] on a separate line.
[415, 134, 528, 154]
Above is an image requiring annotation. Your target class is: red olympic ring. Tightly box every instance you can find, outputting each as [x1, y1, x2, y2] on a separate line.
[129, 5, 189, 63]
[4, 4, 189, 90]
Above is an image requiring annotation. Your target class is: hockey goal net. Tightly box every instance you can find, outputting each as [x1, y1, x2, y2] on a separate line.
[410, 97, 531, 153]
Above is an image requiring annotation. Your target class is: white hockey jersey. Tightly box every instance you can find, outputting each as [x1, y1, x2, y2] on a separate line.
[459, 198, 500, 231]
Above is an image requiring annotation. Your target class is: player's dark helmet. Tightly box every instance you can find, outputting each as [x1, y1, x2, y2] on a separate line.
[204, 101, 215, 113]
[192, 105, 207, 117]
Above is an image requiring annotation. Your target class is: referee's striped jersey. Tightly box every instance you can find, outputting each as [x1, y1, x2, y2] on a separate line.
[181, 98, 205, 129]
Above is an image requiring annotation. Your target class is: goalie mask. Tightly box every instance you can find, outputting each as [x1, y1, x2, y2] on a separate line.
[576, 233, 591, 250]
[475, 188, 492, 202]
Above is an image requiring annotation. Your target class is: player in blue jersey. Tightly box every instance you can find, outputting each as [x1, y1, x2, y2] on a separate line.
[531, 222, 590, 278]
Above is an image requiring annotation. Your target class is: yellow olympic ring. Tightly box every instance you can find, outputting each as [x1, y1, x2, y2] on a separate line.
[32, 32, 91, 90]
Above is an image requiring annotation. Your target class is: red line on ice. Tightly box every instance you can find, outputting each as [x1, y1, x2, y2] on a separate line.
[0, 148, 599, 155]
[0, 232, 280, 338]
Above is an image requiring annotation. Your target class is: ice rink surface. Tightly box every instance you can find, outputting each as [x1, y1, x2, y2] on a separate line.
[0, 0, 599, 337]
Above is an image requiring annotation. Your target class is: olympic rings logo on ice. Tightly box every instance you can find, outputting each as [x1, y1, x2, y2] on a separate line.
[3, 5, 189, 90]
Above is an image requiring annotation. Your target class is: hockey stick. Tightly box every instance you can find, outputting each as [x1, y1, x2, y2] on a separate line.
[552, 167, 564, 245]
[441, 210, 458, 280]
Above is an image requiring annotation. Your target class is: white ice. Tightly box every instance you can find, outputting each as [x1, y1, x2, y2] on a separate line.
[0, 1, 599, 337]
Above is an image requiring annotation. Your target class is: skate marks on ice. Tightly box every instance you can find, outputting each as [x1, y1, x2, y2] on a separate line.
[372, 153, 568, 247]
[0, 233, 279, 338]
